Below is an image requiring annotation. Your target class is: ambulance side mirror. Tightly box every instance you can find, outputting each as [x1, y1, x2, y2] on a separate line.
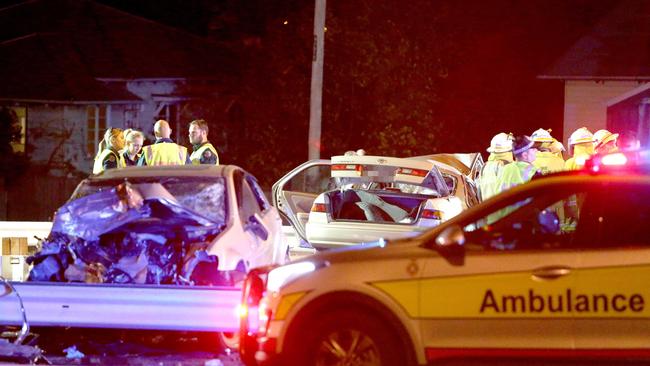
[435, 224, 465, 266]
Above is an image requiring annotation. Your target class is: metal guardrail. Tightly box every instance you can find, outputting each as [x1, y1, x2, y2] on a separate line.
[0, 281, 242, 332]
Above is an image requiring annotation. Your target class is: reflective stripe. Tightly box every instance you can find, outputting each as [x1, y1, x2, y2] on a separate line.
[274, 292, 307, 320]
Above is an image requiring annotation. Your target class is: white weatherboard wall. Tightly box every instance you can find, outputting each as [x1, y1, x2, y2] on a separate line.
[563, 80, 640, 144]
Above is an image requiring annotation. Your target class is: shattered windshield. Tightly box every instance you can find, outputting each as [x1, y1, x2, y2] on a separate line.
[71, 177, 228, 224]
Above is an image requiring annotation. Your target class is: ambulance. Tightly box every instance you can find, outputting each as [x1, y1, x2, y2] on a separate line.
[240, 150, 650, 366]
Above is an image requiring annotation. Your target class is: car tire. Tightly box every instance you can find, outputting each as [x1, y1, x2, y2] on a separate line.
[286, 309, 408, 366]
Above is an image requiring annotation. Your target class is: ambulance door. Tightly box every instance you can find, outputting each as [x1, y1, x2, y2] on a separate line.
[418, 184, 585, 356]
[571, 180, 650, 350]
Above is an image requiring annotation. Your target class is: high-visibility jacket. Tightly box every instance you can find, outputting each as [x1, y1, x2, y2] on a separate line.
[564, 144, 594, 171]
[190, 142, 219, 165]
[478, 152, 513, 201]
[497, 161, 536, 193]
[141, 142, 188, 166]
[93, 149, 120, 174]
[118, 150, 140, 168]
[532, 151, 565, 175]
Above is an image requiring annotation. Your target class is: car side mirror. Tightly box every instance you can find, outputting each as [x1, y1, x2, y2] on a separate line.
[435, 224, 466, 266]
[246, 214, 269, 241]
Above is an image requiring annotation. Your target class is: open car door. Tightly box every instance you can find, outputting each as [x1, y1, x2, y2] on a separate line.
[272, 159, 330, 243]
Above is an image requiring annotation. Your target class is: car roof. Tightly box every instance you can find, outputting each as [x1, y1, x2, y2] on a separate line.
[88, 165, 232, 181]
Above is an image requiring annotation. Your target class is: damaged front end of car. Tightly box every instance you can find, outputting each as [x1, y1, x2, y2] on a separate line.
[27, 180, 227, 286]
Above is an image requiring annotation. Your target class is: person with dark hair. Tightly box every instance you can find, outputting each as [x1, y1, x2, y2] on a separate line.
[188, 119, 219, 165]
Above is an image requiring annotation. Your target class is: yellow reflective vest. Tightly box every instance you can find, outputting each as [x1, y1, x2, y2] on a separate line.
[190, 142, 219, 165]
[141, 142, 188, 166]
[564, 144, 594, 171]
[533, 151, 565, 175]
[479, 152, 513, 201]
[92, 149, 120, 174]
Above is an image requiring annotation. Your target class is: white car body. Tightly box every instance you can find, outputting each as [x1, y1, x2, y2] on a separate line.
[273, 153, 482, 251]
[72, 165, 286, 272]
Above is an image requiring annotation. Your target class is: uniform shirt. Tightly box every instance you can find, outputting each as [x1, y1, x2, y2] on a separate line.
[120, 150, 139, 167]
[93, 148, 120, 174]
[190, 142, 219, 165]
[137, 138, 190, 166]
[532, 151, 565, 175]
[564, 144, 594, 171]
[478, 152, 513, 201]
[497, 161, 537, 193]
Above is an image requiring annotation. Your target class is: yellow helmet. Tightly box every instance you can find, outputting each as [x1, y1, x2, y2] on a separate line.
[568, 127, 593, 146]
[486, 132, 514, 153]
[531, 128, 555, 143]
[593, 129, 618, 149]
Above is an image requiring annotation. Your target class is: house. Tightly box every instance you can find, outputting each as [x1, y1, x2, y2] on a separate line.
[538, 0, 650, 146]
[0, 0, 230, 219]
[0, 0, 230, 173]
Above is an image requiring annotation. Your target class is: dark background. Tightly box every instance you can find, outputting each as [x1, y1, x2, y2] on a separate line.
[1, 0, 621, 187]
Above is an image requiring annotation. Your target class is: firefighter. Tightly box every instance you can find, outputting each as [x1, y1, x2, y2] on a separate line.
[564, 127, 594, 170]
[593, 129, 619, 155]
[119, 129, 144, 167]
[479, 132, 514, 201]
[188, 119, 219, 165]
[93, 127, 125, 174]
[496, 135, 539, 193]
[530, 128, 565, 175]
[138, 120, 189, 166]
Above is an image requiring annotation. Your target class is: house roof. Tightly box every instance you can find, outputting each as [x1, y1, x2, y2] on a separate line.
[540, 0, 650, 80]
[0, 34, 141, 103]
[0, 0, 232, 101]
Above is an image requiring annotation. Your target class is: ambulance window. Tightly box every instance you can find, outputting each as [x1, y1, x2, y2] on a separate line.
[463, 189, 585, 251]
[577, 185, 650, 247]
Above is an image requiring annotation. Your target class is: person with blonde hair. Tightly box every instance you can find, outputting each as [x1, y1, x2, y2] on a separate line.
[120, 129, 144, 167]
[93, 127, 125, 174]
[138, 120, 189, 166]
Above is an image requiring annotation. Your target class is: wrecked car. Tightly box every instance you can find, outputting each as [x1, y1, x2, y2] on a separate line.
[274, 153, 483, 251]
[27, 165, 286, 286]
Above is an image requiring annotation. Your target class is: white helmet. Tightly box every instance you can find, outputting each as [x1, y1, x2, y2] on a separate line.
[531, 128, 555, 143]
[568, 127, 593, 146]
[592, 129, 618, 149]
[486, 132, 513, 153]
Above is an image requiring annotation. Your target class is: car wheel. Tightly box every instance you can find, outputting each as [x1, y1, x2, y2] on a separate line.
[288, 309, 407, 366]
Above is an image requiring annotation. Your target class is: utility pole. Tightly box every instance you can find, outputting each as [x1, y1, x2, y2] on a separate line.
[308, 0, 326, 160]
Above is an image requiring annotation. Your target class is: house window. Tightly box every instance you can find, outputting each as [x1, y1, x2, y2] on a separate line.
[86, 105, 107, 156]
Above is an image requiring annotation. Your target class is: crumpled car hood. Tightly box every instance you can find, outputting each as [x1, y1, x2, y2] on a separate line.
[52, 182, 221, 241]
[28, 182, 226, 286]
